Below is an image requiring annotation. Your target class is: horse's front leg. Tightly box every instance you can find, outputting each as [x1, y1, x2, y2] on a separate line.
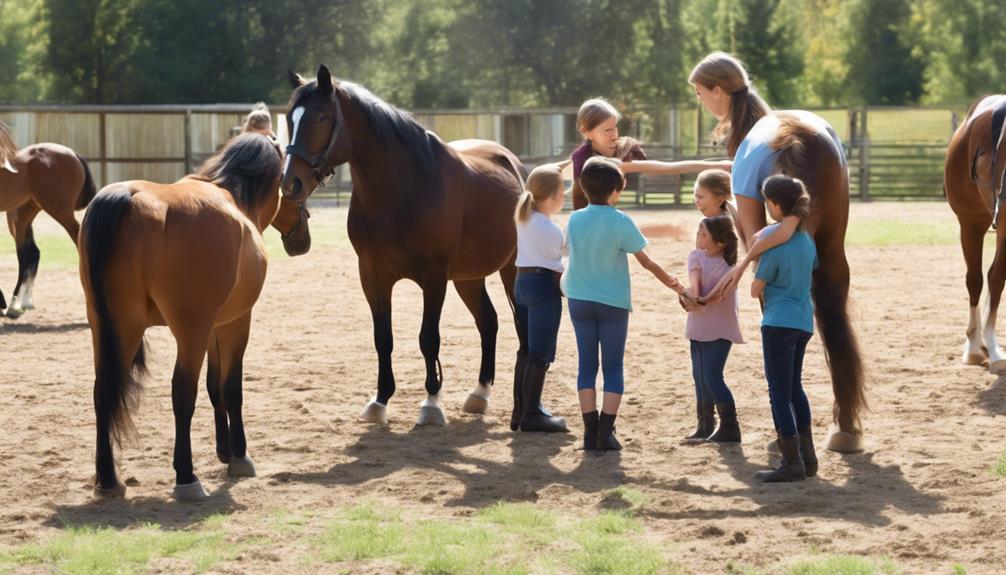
[359, 260, 396, 424]
[417, 269, 448, 426]
[985, 229, 1006, 374]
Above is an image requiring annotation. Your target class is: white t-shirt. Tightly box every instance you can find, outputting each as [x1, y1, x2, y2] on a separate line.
[516, 211, 564, 272]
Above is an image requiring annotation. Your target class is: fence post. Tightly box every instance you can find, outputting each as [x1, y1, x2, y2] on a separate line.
[859, 107, 870, 201]
[99, 111, 107, 188]
[695, 105, 702, 156]
[184, 109, 193, 174]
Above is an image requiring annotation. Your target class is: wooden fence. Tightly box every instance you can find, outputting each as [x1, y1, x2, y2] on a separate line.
[0, 104, 963, 205]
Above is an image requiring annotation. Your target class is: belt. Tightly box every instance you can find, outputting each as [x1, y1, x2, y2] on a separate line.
[516, 266, 560, 274]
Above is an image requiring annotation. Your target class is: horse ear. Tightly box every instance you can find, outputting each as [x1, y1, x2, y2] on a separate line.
[288, 70, 306, 89]
[317, 65, 333, 94]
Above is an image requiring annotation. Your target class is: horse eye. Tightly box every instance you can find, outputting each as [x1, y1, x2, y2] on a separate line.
[318, 115, 328, 124]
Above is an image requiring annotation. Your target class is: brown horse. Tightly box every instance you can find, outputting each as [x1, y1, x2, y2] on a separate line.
[743, 111, 867, 453]
[0, 121, 96, 318]
[81, 133, 309, 500]
[945, 95, 1006, 374]
[281, 66, 527, 426]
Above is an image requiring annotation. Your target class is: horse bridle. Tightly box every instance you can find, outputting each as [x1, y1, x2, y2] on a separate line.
[284, 92, 346, 186]
[280, 200, 311, 241]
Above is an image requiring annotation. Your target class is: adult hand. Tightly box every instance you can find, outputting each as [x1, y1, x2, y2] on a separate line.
[706, 265, 744, 302]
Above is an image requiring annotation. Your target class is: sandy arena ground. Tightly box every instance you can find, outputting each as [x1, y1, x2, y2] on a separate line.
[0, 202, 1003, 573]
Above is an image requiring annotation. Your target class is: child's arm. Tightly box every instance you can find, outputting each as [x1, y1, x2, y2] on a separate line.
[706, 215, 799, 300]
[751, 277, 767, 299]
[633, 250, 686, 294]
[619, 159, 732, 175]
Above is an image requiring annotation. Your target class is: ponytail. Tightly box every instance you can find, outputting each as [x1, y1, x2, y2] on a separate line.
[515, 163, 566, 224]
[762, 174, 811, 228]
[689, 52, 771, 158]
[702, 215, 739, 266]
[515, 191, 534, 223]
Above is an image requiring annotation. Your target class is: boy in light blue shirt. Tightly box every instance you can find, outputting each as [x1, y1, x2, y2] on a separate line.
[565, 156, 690, 452]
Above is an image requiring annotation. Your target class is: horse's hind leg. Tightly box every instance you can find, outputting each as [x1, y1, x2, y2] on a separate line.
[499, 259, 529, 431]
[4, 202, 41, 318]
[455, 278, 498, 415]
[168, 320, 214, 501]
[209, 312, 255, 477]
[417, 270, 448, 426]
[959, 218, 990, 365]
[984, 228, 1006, 374]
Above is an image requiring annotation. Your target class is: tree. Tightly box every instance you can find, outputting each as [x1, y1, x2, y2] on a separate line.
[846, 0, 925, 105]
[734, 0, 805, 106]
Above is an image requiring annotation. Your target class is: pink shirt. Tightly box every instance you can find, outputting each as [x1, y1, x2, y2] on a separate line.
[685, 249, 744, 343]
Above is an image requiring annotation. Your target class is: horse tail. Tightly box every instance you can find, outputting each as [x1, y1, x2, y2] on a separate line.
[772, 114, 868, 433]
[75, 154, 97, 210]
[82, 188, 145, 446]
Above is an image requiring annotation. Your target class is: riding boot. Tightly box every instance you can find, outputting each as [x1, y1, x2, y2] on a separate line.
[519, 361, 568, 432]
[597, 412, 622, 451]
[707, 402, 741, 443]
[798, 426, 818, 478]
[755, 435, 806, 483]
[682, 401, 715, 444]
[510, 351, 528, 431]
[582, 411, 599, 451]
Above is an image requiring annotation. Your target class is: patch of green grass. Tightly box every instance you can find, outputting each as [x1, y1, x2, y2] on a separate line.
[783, 554, 899, 575]
[844, 219, 961, 246]
[0, 231, 79, 269]
[952, 563, 967, 575]
[993, 450, 1006, 477]
[0, 515, 241, 574]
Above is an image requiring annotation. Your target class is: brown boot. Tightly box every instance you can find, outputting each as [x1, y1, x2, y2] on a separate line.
[682, 401, 715, 444]
[707, 402, 741, 443]
[518, 361, 568, 433]
[755, 435, 806, 482]
[582, 411, 599, 451]
[510, 351, 528, 431]
[597, 412, 622, 451]
[798, 427, 818, 478]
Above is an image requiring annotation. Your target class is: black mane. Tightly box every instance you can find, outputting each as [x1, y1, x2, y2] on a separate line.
[196, 133, 282, 213]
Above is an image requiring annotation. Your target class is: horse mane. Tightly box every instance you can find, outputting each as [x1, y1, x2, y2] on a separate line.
[195, 133, 282, 213]
[289, 79, 439, 174]
[0, 121, 18, 167]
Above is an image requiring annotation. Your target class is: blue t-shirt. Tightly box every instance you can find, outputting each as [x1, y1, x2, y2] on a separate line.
[732, 112, 847, 202]
[755, 229, 818, 333]
[564, 204, 648, 311]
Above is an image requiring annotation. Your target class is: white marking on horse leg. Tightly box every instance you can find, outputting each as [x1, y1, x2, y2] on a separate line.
[20, 276, 35, 310]
[4, 295, 23, 319]
[984, 305, 1006, 374]
[964, 305, 987, 365]
[417, 394, 447, 426]
[359, 397, 389, 424]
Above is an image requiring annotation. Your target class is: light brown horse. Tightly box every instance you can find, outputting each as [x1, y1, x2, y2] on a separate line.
[81, 133, 308, 500]
[280, 66, 529, 427]
[0, 121, 95, 318]
[946, 95, 1006, 374]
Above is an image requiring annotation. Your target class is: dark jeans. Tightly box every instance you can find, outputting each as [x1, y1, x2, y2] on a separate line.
[568, 298, 629, 394]
[761, 325, 813, 438]
[515, 270, 562, 364]
[689, 339, 735, 405]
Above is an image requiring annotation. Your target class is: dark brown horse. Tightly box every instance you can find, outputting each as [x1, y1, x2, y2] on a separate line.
[0, 121, 96, 318]
[945, 95, 1006, 374]
[281, 66, 527, 426]
[81, 133, 309, 500]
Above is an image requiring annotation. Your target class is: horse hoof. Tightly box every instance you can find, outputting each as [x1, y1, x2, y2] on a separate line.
[3, 306, 23, 320]
[417, 405, 447, 426]
[462, 384, 491, 414]
[172, 479, 209, 501]
[826, 429, 864, 453]
[964, 353, 987, 366]
[990, 359, 1006, 375]
[216, 450, 231, 464]
[93, 482, 126, 499]
[359, 399, 389, 425]
[227, 456, 256, 478]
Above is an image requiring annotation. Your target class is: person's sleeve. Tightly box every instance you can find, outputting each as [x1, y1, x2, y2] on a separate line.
[755, 248, 778, 284]
[730, 150, 761, 200]
[687, 250, 702, 272]
[620, 214, 649, 254]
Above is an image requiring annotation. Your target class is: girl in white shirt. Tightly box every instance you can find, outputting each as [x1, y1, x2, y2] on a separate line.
[511, 162, 569, 433]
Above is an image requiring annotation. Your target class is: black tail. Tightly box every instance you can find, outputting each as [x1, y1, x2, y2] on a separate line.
[772, 114, 868, 432]
[82, 188, 146, 446]
[75, 154, 97, 210]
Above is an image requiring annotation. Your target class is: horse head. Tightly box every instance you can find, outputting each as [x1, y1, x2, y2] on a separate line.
[281, 65, 353, 203]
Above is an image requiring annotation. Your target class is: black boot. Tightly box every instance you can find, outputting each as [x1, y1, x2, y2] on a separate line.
[582, 411, 599, 451]
[707, 402, 741, 443]
[755, 435, 806, 482]
[597, 412, 622, 451]
[683, 402, 715, 444]
[798, 427, 818, 478]
[518, 361, 568, 432]
[510, 351, 528, 431]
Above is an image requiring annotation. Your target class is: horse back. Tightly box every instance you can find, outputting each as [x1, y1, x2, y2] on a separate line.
[946, 95, 1006, 220]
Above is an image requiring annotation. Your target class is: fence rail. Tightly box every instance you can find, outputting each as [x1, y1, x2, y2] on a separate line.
[0, 104, 961, 205]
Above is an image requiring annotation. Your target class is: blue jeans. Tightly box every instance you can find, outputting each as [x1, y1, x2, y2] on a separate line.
[568, 298, 629, 394]
[515, 270, 562, 364]
[761, 326, 813, 438]
[689, 339, 735, 405]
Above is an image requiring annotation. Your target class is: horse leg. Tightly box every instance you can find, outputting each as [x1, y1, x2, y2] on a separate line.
[4, 203, 41, 318]
[813, 236, 866, 453]
[359, 264, 396, 424]
[455, 278, 497, 415]
[214, 312, 255, 477]
[959, 219, 989, 365]
[206, 330, 230, 464]
[416, 271, 449, 426]
[169, 321, 213, 501]
[985, 229, 1006, 374]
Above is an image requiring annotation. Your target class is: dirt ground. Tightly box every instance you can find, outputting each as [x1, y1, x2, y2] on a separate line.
[0, 202, 1003, 573]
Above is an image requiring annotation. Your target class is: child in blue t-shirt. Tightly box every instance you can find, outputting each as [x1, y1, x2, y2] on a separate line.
[750, 175, 819, 483]
[565, 156, 689, 451]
